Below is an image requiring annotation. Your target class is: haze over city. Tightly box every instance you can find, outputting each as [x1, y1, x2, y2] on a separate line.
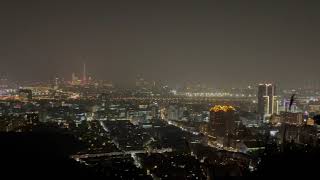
[1, 1, 320, 179]
[1, 0, 320, 87]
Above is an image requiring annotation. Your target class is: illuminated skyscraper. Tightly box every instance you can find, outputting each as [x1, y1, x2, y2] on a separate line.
[54, 77, 59, 90]
[209, 105, 237, 137]
[72, 73, 78, 84]
[168, 105, 179, 120]
[0, 76, 8, 88]
[257, 84, 279, 121]
[83, 62, 87, 83]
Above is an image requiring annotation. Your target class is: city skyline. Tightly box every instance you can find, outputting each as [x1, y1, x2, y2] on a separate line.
[2, 61, 320, 89]
[2, 1, 320, 178]
[1, 0, 320, 88]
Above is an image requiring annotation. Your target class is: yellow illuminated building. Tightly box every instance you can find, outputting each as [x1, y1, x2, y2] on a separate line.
[307, 118, 315, 126]
[210, 105, 236, 112]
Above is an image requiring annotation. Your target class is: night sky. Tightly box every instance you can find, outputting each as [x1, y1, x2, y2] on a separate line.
[0, 0, 320, 87]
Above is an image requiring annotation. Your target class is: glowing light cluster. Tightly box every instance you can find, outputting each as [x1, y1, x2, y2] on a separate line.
[210, 105, 235, 112]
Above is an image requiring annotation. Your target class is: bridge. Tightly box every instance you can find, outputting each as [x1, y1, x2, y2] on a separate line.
[108, 96, 254, 104]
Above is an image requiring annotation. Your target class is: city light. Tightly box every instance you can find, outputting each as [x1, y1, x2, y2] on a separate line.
[1, 1, 320, 178]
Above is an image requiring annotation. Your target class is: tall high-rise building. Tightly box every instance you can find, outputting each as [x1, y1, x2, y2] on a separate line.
[209, 105, 237, 137]
[257, 84, 279, 121]
[83, 62, 87, 83]
[167, 105, 180, 120]
[0, 76, 8, 89]
[72, 73, 78, 85]
[54, 77, 59, 90]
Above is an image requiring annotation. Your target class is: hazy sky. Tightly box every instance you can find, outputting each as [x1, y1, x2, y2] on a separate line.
[0, 0, 319, 87]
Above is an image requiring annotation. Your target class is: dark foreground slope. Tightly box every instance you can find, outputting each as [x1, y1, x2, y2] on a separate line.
[0, 131, 99, 178]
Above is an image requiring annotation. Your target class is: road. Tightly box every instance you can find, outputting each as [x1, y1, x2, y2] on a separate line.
[71, 148, 173, 160]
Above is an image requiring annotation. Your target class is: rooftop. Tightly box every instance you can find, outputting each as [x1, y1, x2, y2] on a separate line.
[210, 105, 235, 112]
